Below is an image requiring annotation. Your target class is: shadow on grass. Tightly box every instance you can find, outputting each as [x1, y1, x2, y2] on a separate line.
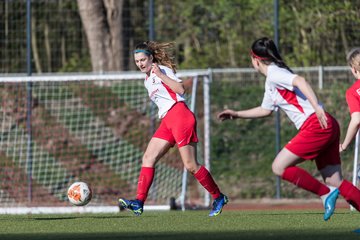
[32, 215, 133, 221]
[0, 230, 358, 240]
[0, 215, 134, 222]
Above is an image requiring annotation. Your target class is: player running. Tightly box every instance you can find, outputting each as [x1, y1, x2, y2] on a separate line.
[339, 48, 360, 210]
[218, 37, 360, 220]
[119, 41, 227, 217]
[340, 48, 360, 153]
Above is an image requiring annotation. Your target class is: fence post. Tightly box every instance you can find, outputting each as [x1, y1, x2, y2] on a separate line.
[26, 0, 33, 203]
[274, 0, 281, 199]
[148, 0, 155, 40]
[318, 65, 323, 90]
[203, 69, 212, 207]
[351, 130, 360, 211]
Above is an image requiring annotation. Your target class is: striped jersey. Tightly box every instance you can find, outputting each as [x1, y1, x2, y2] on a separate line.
[261, 64, 318, 129]
[345, 79, 360, 114]
[144, 65, 185, 118]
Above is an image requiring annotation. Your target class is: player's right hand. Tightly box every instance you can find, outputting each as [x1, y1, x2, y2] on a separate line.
[314, 107, 328, 129]
[217, 109, 237, 121]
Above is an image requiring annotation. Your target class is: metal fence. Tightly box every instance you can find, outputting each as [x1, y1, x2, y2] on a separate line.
[1, 0, 359, 202]
[0, 67, 357, 204]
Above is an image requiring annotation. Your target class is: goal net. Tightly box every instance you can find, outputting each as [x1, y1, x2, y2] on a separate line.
[0, 71, 210, 213]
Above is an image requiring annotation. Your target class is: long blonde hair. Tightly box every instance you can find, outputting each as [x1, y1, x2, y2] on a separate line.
[347, 48, 360, 72]
[134, 41, 177, 72]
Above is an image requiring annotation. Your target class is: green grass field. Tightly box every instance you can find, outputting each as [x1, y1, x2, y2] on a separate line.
[0, 209, 359, 240]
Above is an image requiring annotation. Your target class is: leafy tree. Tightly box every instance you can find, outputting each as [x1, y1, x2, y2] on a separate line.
[280, 0, 360, 66]
[155, 0, 274, 68]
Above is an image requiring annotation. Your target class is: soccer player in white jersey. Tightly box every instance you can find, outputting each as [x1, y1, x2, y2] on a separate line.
[218, 37, 360, 220]
[119, 41, 227, 217]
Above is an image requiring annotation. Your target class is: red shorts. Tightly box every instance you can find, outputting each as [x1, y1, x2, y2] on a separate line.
[153, 102, 198, 148]
[285, 112, 341, 170]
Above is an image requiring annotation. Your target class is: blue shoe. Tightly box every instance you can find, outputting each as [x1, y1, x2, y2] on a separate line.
[209, 193, 228, 217]
[119, 198, 144, 216]
[323, 188, 339, 221]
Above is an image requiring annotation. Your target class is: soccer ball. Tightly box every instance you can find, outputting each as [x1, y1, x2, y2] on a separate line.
[67, 182, 92, 206]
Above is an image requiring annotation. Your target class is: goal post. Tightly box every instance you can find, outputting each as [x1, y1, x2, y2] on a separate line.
[351, 130, 360, 211]
[0, 71, 210, 214]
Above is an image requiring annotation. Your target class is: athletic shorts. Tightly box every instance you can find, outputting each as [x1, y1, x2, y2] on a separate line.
[285, 112, 341, 170]
[153, 101, 198, 148]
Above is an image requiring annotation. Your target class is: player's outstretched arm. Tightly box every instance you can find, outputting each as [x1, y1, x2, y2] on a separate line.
[217, 106, 272, 121]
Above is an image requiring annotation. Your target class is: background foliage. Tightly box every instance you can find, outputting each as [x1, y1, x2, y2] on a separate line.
[2, 0, 360, 73]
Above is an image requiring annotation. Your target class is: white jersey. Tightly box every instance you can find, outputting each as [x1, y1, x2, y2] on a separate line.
[261, 64, 317, 129]
[144, 65, 185, 118]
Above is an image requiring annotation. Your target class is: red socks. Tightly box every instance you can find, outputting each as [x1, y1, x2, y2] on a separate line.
[282, 167, 360, 211]
[136, 167, 155, 202]
[194, 165, 221, 199]
[135, 165, 221, 202]
[339, 179, 360, 211]
[281, 166, 329, 196]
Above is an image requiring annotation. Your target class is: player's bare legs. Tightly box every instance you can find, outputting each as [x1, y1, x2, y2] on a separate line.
[178, 142, 200, 174]
[319, 164, 343, 188]
[272, 148, 339, 220]
[320, 164, 360, 211]
[179, 142, 228, 216]
[271, 148, 304, 175]
[119, 137, 172, 216]
[142, 137, 172, 167]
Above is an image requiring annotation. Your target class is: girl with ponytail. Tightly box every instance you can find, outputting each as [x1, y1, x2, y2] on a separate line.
[119, 41, 228, 217]
[218, 37, 360, 221]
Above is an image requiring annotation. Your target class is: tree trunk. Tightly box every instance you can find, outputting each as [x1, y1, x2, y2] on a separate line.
[44, 23, 52, 72]
[77, 0, 125, 72]
[59, 0, 67, 68]
[340, 24, 349, 57]
[103, 0, 124, 71]
[31, 15, 42, 73]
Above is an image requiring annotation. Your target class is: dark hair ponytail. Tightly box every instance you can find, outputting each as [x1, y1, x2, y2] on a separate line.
[251, 37, 293, 73]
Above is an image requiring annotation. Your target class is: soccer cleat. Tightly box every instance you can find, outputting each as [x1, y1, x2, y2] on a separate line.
[209, 193, 228, 217]
[119, 198, 144, 216]
[323, 188, 339, 221]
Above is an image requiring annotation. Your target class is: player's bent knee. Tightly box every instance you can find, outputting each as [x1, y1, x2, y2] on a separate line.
[142, 154, 156, 167]
[186, 167, 198, 175]
[184, 165, 198, 174]
[271, 163, 284, 177]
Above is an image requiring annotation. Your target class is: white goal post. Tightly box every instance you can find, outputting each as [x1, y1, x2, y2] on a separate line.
[0, 70, 211, 214]
[351, 130, 360, 211]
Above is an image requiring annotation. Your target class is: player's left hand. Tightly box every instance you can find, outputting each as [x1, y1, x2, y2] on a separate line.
[217, 109, 238, 121]
[339, 143, 347, 153]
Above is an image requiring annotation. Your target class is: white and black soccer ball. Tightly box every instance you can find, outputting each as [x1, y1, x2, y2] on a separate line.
[67, 182, 92, 206]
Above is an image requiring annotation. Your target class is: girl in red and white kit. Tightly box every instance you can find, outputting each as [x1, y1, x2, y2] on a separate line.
[218, 37, 360, 220]
[339, 48, 360, 210]
[341, 48, 360, 153]
[119, 41, 227, 217]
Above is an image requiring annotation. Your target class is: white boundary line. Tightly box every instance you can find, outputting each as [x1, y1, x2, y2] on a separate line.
[0, 205, 170, 214]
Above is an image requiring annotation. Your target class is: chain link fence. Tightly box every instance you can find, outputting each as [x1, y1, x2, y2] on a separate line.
[0, 1, 359, 202]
